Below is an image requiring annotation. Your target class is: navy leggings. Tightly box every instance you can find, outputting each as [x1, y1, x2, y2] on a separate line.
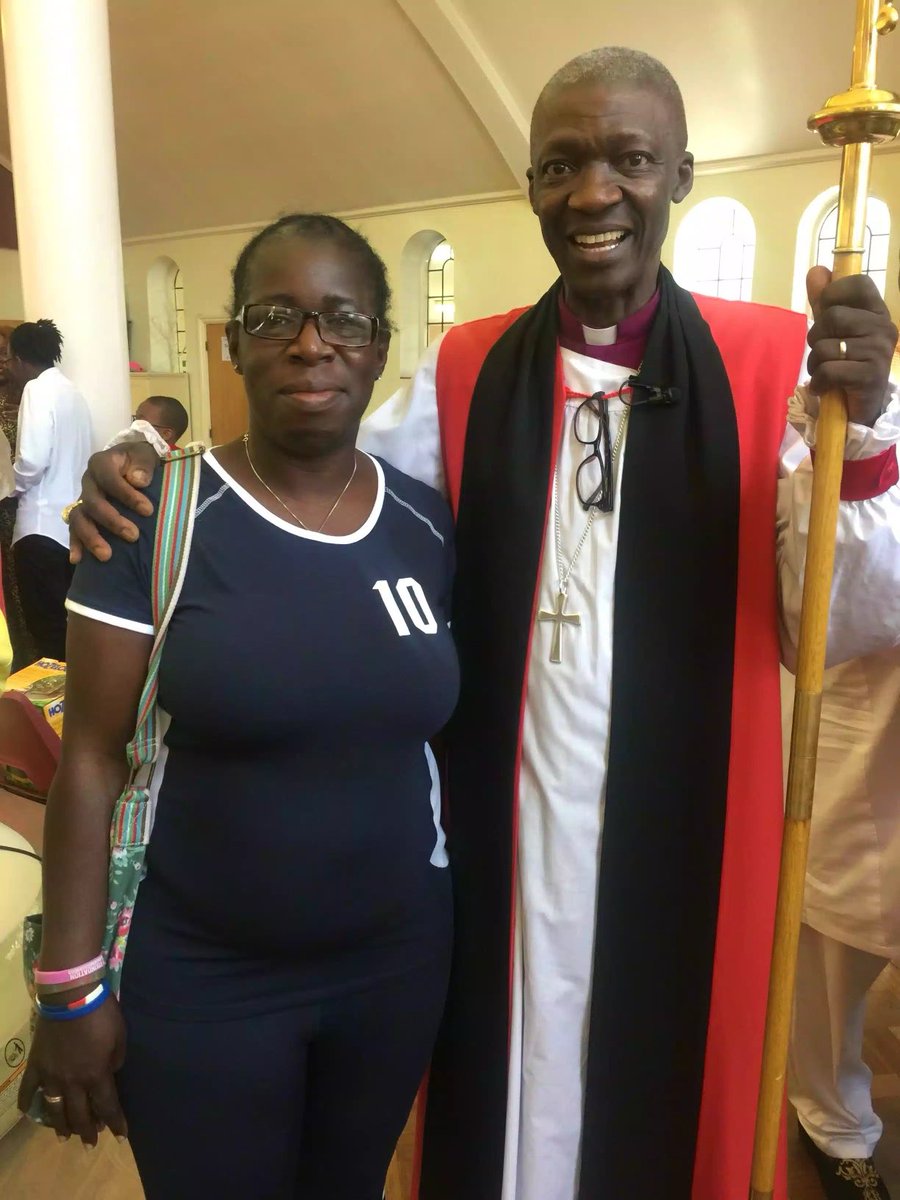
[116, 955, 449, 1200]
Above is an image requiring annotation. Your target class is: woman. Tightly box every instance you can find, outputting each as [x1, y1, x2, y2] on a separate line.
[0, 323, 34, 669]
[18, 214, 459, 1199]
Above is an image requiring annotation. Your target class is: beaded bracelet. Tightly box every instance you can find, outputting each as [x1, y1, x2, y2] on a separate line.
[36, 967, 107, 996]
[36, 980, 110, 1022]
[34, 954, 105, 987]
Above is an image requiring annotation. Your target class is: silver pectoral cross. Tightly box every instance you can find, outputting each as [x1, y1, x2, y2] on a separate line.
[538, 590, 581, 664]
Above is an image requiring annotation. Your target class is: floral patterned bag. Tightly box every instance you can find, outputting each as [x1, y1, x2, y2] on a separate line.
[25, 448, 202, 999]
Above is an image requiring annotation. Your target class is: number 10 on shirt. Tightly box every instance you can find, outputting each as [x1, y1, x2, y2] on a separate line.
[373, 578, 439, 637]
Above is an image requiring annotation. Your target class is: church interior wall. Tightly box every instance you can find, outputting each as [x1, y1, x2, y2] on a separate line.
[121, 196, 559, 443]
[0, 248, 24, 321]
[133, 150, 896, 439]
[0, 151, 897, 445]
[668, 150, 900, 318]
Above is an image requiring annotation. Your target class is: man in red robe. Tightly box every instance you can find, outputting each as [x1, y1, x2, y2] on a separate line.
[71, 46, 900, 1200]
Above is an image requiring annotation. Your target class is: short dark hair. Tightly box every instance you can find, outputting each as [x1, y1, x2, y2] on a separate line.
[9, 319, 64, 369]
[229, 213, 393, 328]
[531, 46, 688, 157]
[143, 394, 189, 440]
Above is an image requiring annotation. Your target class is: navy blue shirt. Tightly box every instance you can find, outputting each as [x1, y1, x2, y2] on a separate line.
[68, 452, 459, 1016]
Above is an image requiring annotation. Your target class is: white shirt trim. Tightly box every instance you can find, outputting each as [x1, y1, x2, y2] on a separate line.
[203, 450, 385, 543]
[65, 598, 154, 636]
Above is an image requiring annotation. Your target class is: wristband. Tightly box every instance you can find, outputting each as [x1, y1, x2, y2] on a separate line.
[36, 980, 110, 1021]
[36, 967, 107, 996]
[34, 954, 105, 986]
[37, 980, 106, 1012]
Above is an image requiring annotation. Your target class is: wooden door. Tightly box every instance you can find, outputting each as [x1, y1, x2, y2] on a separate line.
[206, 322, 248, 445]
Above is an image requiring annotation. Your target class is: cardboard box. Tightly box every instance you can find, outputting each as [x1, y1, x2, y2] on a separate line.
[4, 659, 66, 738]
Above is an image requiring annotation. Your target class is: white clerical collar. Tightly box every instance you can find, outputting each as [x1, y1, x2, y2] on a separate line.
[581, 323, 617, 346]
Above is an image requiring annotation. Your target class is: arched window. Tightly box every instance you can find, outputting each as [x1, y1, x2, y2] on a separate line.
[673, 198, 756, 301]
[146, 255, 182, 373]
[672, 196, 758, 300]
[793, 188, 891, 310]
[426, 240, 455, 344]
[815, 198, 890, 297]
[398, 230, 455, 378]
[173, 268, 187, 372]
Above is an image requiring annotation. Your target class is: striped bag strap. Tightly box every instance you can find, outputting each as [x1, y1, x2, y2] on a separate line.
[126, 448, 203, 770]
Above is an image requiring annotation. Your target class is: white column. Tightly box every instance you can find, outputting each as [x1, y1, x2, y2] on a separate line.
[1, 0, 130, 447]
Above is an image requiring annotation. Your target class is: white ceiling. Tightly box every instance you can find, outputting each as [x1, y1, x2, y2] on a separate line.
[0, 0, 897, 240]
[454, 0, 900, 162]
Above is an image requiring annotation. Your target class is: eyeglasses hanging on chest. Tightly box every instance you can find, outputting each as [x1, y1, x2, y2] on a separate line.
[572, 384, 631, 514]
[572, 378, 679, 513]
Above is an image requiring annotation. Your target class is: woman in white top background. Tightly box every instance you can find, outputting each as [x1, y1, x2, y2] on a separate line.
[8, 319, 92, 661]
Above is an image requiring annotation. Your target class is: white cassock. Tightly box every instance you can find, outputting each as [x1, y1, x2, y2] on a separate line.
[501, 344, 631, 1200]
[363, 325, 900, 1200]
[783, 646, 900, 963]
[782, 359, 900, 1159]
[781, 355, 900, 963]
[783, 638, 900, 1161]
[780, 351, 900, 963]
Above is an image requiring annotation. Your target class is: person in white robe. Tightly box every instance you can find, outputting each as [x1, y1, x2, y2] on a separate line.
[784, 348, 900, 1200]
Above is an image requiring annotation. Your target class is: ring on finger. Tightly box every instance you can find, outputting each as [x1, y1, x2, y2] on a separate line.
[838, 338, 848, 360]
[61, 498, 84, 525]
[42, 1092, 65, 1108]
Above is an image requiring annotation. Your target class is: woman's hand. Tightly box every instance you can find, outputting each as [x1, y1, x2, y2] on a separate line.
[18, 993, 129, 1145]
[68, 442, 162, 564]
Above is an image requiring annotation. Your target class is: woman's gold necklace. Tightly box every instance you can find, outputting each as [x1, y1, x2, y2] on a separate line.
[242, 433, 358, 533]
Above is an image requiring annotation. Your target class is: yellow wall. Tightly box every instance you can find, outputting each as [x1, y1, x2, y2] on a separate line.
[0, 249, 24, 320]
[129, 371, 192, 437]
[125, 152, 897, 439]
[663, 151, 900, 317]
[123, 230, 250, 442]
[121, 197, 558, 439]
[1, 150, 898, 439]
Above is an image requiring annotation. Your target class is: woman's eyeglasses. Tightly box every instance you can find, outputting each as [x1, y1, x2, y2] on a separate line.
[236, 304, 379, 348]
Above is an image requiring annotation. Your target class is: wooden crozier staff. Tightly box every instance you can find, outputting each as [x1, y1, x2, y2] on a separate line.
[749, 4, 900, 1198]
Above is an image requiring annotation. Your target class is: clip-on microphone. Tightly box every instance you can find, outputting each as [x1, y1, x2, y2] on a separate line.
[626, 377, 681, 407]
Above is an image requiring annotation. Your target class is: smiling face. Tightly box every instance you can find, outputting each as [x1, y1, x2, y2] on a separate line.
[227, 234, 389, 458]
[528, 82, 694, 327]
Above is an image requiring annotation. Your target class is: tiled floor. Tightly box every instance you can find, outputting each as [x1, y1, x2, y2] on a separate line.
[1, 788, 898, 1199]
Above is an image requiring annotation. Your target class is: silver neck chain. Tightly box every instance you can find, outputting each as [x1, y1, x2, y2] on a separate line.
[242, 433, 358, 533]
[554, 402, 630, 594]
